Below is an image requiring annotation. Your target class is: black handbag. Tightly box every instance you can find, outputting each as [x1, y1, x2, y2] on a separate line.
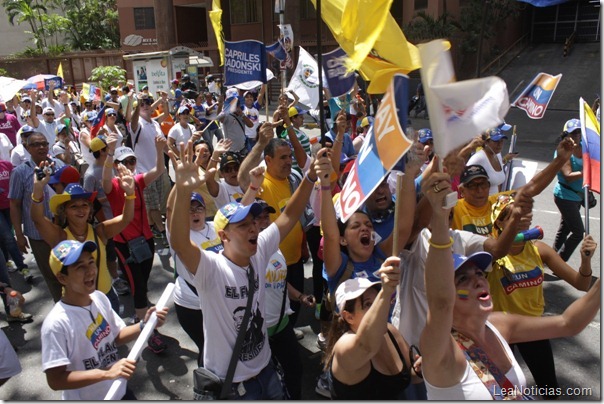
[193, 264, 255, 400]
[120, 184, 153, 264]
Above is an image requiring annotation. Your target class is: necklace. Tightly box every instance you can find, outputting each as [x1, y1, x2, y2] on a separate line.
[70, 226, 88, 240]
[61, 300, 96, 323]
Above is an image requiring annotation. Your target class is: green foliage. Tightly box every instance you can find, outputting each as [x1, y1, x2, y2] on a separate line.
[1, 0, 120, 54]
[0, 67, 8, 76]
[405, 11, 457, 43]
[88, 66, 127, 92]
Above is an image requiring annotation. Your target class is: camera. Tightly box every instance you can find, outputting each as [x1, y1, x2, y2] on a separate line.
[35, 164, 54, 181]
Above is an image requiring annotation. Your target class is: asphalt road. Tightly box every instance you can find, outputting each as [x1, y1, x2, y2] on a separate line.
[1, 42, 601, 401]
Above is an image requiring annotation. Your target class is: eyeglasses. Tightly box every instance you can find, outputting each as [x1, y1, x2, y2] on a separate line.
[189, 206, 205, 213]
[44, 113, 55, 116]
[222, 165, 239, 173]
[465, 180, 490, 190]
[107, 113, 117, 117]
[141, 99, 153, 106]
[29, 141, 49, 148]
[122, 158, 137, 165]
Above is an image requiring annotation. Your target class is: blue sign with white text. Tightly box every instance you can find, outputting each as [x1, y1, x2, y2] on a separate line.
[224, 40, 267, 87]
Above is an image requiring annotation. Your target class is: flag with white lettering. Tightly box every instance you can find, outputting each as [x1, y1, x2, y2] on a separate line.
[338, 74, 412, 222]
[511, 72, 562, 119]
[266, 41, 288, 62]
[224, 40, 267, 87]
[322, 47, 356, 98]
[419, 40, 509, 157]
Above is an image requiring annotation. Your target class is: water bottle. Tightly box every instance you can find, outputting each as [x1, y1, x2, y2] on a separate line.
[514, 226, 544, 243]
[8, 290, 22, 317]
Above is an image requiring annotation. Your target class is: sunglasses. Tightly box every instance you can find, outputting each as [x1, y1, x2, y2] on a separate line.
[122, 158, 137, 165]
[29, 141, 49, 148]
[44, 113, 55, 116]
[222, 165, 239, 173]
[107, 113, 117, 117]
[189, 206, 205, 213]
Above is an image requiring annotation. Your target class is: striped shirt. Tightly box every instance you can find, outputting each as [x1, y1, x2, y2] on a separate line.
[279, 127, 310, 176]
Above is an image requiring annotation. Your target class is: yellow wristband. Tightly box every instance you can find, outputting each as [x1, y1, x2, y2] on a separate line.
[125, 194, 136, 200]
[31, 193, 44, 203]
[428, 237, 454, 249]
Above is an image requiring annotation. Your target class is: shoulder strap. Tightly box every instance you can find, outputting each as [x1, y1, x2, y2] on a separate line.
[386, 329, 409, 372]
[220, 263, 256, 399]
[132, 125, 143, 150]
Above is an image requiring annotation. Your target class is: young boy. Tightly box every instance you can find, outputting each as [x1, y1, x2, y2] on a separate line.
[41, 239, 168, 400]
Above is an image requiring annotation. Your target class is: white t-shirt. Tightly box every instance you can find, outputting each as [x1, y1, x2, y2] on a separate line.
[78, 128, 95, 168]
[192, 223, 280, 382]
[42, 99, 66, 117]
[467, 149, 506, 195]
[0, 133, 12, 161]
[130, 117, 161, 173]
[264, 249, 293, 328]
[243, 105, 260, 140]
[103, 124, 124, 147]
[168, 122, 195, 146]
[36, 119, 59, 145]
[0, 329, 21, 379]
[168, 224, 223, 310]
[41, 291, 127, 400]
[10, 143, 30, 166]
[392, 228, 486, 347]
[213, 180, 244, 210]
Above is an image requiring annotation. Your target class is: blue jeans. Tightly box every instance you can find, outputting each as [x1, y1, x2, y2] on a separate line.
[229, 361, 286, 400]
[0, 208, 25, 269]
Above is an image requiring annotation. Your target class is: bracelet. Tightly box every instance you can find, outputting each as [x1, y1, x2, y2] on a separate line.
[305, 174, 318, 184]
[334, 138, 343, 143]
[31, 193, 44, 203]
[249, 185, 259, 191]
[579, 270, 593, 277]
[298, 293, 305, 302]
[428, 237, 454, 249]
[139, 320, 145, 331]
[321, 185, 331, 191]
[107, 153, 114, 157]
[125, 194, 136, 200]
[210, 157, 220, 163]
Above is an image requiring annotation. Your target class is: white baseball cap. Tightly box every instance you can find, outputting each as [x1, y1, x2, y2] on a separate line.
[335, 278, 380, 314]
[114, 146, 136, 162]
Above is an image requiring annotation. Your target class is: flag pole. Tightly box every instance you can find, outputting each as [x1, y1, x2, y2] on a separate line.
[584, 186, 590, 236]
[316, 0, 326, 145]
[392, 172, 403, 257]
[503, 125, 517, 191]
[279, 0, 286, 91]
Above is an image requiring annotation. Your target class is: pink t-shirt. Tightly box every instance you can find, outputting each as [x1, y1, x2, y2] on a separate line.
[0, 160, 14, 209]
[106, 173, 153, 243]
[0, 113, 21, 147]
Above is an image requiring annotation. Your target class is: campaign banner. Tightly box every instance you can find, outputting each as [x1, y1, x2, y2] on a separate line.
[224, 40, 267, 87]
[322, 47, 356, 98]
[44, 77, 63, 91]
[511, 72, 562, 119]
[266, 41, 287, 62]
[580, 97, 601, 193]
[338, 74, 412, 222]
[278, 24, 294, 69]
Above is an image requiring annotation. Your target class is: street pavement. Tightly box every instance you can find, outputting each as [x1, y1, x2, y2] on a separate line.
[1, 42, 601, 400]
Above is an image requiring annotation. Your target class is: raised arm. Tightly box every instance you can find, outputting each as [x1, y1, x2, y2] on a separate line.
[273, 149, 324, 242]
[168, 141, 212, 275]
[101, 134, 118, 195]
[329, 111, 347, 174]
[238, 122, 274, 191]
[205, 138, 232, 197]
[30, 161, 63, 247]
[97, 164, 136, 239]
[142, 134, 167, 186]
[319, 150, 343, 277]
[287, 89, 300, 108]
[419, 170, 466, 387]
[239, 166, 265, 207]
[519, 136, 574, 197]
[278, 105, 308, 169]
[333, 256, 401, 374]
[29, 89, 40, 128]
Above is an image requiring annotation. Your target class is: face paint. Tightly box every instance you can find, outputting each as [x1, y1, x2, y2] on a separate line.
[457, 289, 469, 300]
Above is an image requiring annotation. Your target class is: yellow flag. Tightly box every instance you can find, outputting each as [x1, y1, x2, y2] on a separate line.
[209, 0, 225, 66]
[57, 62, 64, 79]
[310, 0, 421, 94]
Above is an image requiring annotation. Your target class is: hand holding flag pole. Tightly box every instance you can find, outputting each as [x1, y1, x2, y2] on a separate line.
[104, 283, 175, 400]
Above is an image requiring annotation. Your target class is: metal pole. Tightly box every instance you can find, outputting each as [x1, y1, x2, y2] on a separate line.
[316, 0, 326, 144]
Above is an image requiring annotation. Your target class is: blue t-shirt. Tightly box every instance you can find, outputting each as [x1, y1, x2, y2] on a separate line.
[326, 130, 355, 157]
[323, 247, 386, 296]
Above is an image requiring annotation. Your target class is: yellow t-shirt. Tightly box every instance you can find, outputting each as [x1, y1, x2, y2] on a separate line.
[488, 241, 545, 317]
[258, 171, 302, 265]
[451, 191, 514, 236]
[65, 225, 111, 294]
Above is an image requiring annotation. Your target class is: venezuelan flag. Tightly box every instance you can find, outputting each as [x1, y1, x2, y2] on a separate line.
[90, 106, 106, 139]
[580, 98, 600, 194]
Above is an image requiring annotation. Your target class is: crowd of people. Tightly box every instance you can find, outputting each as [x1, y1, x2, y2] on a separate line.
[0, 75, 599, 400]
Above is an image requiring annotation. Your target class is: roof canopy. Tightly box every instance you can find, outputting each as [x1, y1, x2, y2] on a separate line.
[123, 46, 213, 67]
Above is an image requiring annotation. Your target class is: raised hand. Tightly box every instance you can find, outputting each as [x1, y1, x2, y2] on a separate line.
[335, 110, 347, 134]
[117, 164, 135, 195]
[249, 166, 265, 190]
[557, 136, 576, 161]
[33, 160, 53, 187]
[379, 256, 401, 292]
[106, 133, 118, 152]
[170, 141, 208, 191]
[257, 122, 275, 146]
[155, 134, 167, 150]
[580, 234, 597, 259]
[314, 147, 332, 183]
[420, 159, 452, 215]
[214, 138, 233, 155]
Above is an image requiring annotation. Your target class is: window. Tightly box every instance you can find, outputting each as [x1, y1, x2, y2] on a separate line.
[134, 7, 155, 30]
[230, 0, 262, 24]
[300, 0, 316, 19]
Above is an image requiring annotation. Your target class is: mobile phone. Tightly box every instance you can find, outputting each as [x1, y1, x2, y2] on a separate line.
[443, 191, 458, 209]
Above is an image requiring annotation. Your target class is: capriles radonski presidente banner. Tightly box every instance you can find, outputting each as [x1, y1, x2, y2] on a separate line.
[224, 40, 267, 87]
[338, 74, 412, 222]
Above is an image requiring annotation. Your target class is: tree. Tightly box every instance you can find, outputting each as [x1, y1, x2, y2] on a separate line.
[88, 66, 127, 92]
[2, 0, 48, 51]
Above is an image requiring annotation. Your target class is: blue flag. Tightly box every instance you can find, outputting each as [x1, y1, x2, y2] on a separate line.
[517, 0, 569, 6]
[224, 40, 267, 87]
[322, 48, 356, 98]
[266, 41, 287, 62]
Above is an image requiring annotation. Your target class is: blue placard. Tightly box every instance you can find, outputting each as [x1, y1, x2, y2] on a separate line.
[44, 77, 63, 91]
[322, 47, 356, 98]
[224, 40, 267, 87]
